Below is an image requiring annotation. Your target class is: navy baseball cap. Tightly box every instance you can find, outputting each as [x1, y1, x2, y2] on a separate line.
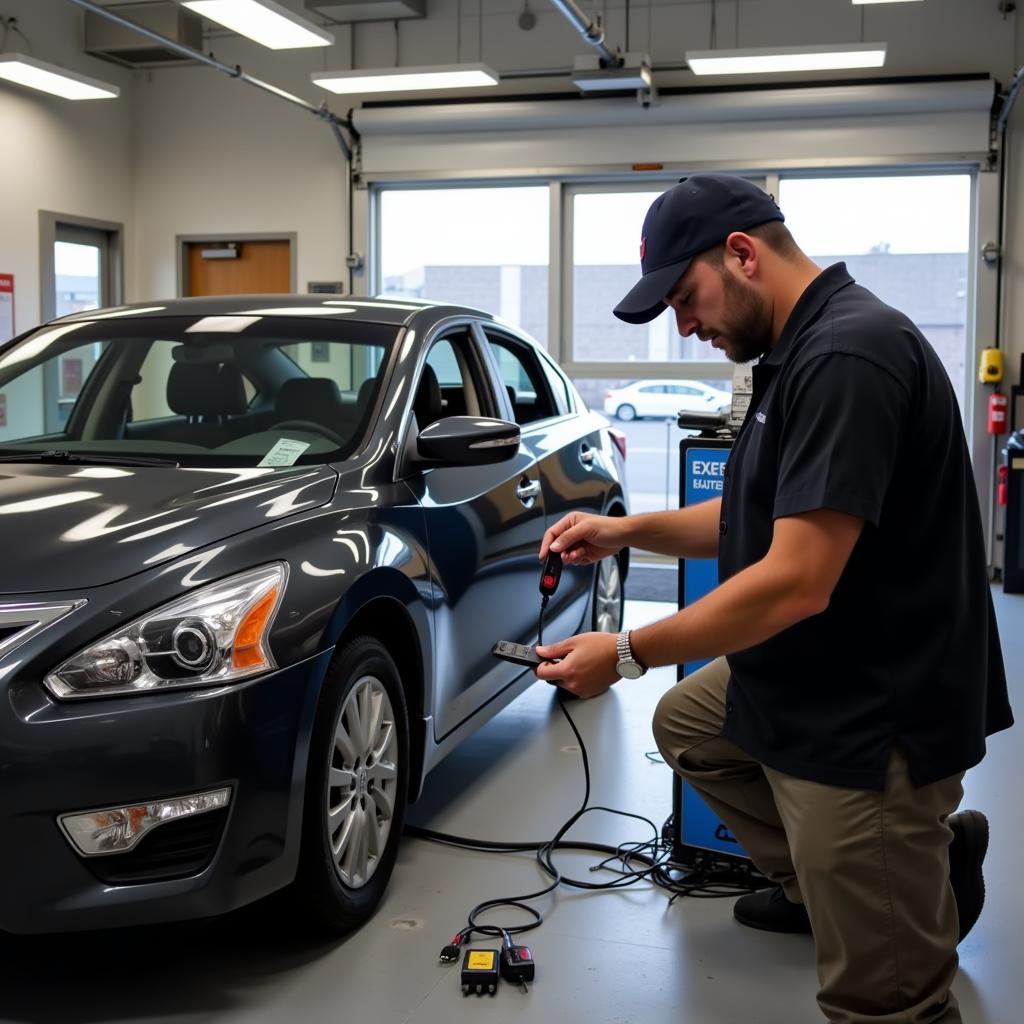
[613, 175, 785, 325]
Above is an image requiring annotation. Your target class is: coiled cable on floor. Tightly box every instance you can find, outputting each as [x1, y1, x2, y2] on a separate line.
[407, 601, 765, 947]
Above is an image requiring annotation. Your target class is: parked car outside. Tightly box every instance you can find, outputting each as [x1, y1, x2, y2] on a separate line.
[0, 295, 629, 935]
[603, 379, 731, 421]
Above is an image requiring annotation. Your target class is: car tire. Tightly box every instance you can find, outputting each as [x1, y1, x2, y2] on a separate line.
[591, 552, 625, 635]
[294, 635, 409, 934]
[615, 404, 637, 422]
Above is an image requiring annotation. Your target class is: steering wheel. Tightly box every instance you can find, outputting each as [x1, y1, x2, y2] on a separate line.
[272, 420, 345, 446]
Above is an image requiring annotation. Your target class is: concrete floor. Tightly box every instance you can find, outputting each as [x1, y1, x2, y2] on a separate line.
[1, 591, 1020, 1024]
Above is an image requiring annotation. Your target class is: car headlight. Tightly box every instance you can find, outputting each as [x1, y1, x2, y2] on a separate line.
[44, 563, 288, 700]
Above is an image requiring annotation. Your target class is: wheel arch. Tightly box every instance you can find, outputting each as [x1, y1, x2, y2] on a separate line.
[322, 570, 432, 804]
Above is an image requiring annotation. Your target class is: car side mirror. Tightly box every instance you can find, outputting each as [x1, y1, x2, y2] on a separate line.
[417, 416, 520, 466]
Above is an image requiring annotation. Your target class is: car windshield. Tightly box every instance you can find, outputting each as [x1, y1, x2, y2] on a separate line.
[0, 315, 399, 467]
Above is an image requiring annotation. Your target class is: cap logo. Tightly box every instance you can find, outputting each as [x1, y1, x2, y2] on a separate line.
[639, 237, 646, 262]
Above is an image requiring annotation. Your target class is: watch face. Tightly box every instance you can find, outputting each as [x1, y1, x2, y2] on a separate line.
[616, 660, 643, 680]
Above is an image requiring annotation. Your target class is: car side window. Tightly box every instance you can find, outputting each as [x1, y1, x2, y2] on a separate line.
[640, 385, 664, 394]
[416, 330, 490, 428]
[538, 354, 572, 416]
[483, 331, 558, 427]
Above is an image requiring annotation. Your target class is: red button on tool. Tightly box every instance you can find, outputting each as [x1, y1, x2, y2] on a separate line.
[520, 949, 531, 959]
[543, 575, 555, 589]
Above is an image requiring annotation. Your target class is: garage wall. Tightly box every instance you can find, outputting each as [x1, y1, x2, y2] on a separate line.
[125, 0, 1020, 304]
[0, 0, 135, 337]
[130, 38, 352, 301]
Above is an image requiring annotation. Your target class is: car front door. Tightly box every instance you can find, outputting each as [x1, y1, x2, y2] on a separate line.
[479, 325, 607, 646]
[403, 324, 547, 740]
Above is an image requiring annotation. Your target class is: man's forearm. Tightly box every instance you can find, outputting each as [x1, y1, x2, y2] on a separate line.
[628, 553, 825, 669]
[619, 498, 722, 560]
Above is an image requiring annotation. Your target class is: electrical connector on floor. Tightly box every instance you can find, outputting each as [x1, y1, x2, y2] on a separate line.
[461, 948, 500, 995]
[439, 933, 464, 964]
[500, 935, 535, 993]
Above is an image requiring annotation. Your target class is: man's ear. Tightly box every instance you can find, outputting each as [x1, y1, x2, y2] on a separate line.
[725, 231, 758, 277]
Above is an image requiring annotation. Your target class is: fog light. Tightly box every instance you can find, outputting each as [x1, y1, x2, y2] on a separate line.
[59, 787, 231, 856]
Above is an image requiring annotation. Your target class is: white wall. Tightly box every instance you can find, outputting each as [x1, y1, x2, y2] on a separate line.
[131, 41, 350, 299]
[0, 0, 135, 337]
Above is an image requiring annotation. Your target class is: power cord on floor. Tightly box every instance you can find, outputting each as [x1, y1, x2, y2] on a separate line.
[408, 597, 766, 975]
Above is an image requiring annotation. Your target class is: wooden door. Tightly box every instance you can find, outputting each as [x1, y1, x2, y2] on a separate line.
[185, 239, 291, 296]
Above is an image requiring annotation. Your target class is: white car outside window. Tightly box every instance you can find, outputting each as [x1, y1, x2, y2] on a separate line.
[603, 380, 730, 421]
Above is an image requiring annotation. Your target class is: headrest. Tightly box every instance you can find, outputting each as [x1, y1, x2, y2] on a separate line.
[275, 377, 343, 426]
[167, 361, 247, 418]
[414, 364, 443, 428]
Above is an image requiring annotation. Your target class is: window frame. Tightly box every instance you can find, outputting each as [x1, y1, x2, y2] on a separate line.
[366, 161, 993, 552]
[480, 325, 561, 430]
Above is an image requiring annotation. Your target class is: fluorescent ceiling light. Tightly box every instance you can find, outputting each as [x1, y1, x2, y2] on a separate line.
[852, 0, 922, 4]
[0, 53, 119, 100]
[182, 0, 334, 49]
[313, 63, 499, 95]
[686, 43, 887, 76]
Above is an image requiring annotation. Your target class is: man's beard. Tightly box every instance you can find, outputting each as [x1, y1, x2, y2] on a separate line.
[715, 271, 773, 364]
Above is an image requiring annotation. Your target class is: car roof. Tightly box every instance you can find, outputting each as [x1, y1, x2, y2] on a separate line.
[51, 294, 500, 329]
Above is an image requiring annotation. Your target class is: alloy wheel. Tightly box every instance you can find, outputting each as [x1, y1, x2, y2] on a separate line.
[327, 674, 399, 889]
[595, 555, 624, 634]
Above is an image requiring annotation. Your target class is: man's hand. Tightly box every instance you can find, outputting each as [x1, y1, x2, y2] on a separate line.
[539, 512, 626, 567]
[535, 632, 620, 699]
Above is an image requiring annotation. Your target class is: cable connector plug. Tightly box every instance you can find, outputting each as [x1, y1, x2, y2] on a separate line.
[439, 933, 464, 964]
[500, 931, 535, 992]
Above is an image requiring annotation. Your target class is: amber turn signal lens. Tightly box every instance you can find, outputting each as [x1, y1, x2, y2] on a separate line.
[232, 586, 279, 670]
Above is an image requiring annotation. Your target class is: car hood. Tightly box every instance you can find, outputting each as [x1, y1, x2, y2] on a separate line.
[0, 463, 338, 593]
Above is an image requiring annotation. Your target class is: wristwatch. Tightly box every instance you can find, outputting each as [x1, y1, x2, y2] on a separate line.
[615, 630, 647, 680]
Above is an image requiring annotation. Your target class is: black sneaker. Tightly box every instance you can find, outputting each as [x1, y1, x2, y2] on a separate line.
[948, 809, 989, 943]
[733, 886, 812, 934]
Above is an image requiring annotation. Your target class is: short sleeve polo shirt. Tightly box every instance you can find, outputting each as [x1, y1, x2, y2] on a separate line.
[718, 262, 1013, 790]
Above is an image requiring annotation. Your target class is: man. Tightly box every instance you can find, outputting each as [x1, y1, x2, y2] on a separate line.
[535, 175, 1013, 1024]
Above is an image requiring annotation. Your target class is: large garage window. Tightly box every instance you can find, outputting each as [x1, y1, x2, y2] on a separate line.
[778, 173, 973, 412]
[568, 184, 767, 366]
[377, 185, 550, 346]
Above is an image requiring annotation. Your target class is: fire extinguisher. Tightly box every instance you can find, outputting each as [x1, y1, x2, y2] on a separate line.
[988, 391, 1008, 435]
[998, 464, 1009, 507]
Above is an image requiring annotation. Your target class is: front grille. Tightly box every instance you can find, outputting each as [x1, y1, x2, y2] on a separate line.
[83, 808, 229, 885]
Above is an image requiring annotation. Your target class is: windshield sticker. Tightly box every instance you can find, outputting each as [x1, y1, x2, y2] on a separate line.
[258, 438, 311, 468]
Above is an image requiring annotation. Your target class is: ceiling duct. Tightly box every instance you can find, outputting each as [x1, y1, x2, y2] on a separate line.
[84, 2, 203, 67]
[304, 0, 425, 22]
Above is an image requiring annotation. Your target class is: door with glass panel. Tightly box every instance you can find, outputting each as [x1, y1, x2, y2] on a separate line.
[47, 225, 114, 433]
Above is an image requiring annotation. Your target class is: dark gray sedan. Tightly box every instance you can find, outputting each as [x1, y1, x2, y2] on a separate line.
[0, 296, 628, 933]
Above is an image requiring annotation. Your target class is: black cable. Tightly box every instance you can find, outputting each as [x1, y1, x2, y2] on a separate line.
[414, 594, 765, 952]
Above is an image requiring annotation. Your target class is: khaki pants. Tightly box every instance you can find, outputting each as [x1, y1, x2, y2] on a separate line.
[652, 657, 963, 1024]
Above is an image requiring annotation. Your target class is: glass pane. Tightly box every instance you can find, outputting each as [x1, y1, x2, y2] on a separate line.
[778, 174, 972, 411]
[0, 318, 398, 465]
[378, 186, 550, 345]
[54, 241, 101, 317]
[571, 191, 731, 364]
[573, 376, 732, 515]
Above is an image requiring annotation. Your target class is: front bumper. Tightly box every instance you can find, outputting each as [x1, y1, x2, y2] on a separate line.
[0, 650, 331, 934]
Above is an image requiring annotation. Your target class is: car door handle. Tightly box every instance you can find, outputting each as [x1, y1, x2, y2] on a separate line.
[579, 444, 595, 468]
[516, 479, 541, 503]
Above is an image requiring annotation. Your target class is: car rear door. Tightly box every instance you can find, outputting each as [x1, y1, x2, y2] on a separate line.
[478, 325, 608, 645]
[403, 323, 548, 740]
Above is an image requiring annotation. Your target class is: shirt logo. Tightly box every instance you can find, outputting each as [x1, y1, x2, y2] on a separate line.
[755, 411, 767, 424]
[639, 237, 646, 262]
